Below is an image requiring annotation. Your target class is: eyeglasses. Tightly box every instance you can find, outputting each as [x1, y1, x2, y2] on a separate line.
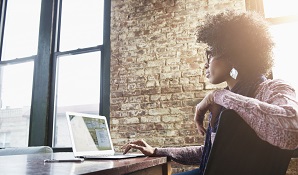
[205, 49, 214, 64]
[205, 49, 224, 64]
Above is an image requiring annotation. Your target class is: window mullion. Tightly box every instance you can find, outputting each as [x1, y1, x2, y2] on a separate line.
[29, 0, 57, 146]
[267, 15, 298, 25]
[245, 0, 265, 15]
[0, 55, 36, 66]
[100, 0, 111, 125]
[54, 45, 102, 57]
[0, 0, 8, 61]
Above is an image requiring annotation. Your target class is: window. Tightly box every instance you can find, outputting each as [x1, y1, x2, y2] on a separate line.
[53, 0, 104, 148]
[263, 0, 298, 92]
[0, 0, 110, 148]
[0, 0, 41, 147]
[54, 53, 101, 147]
[270, 22, 298, 91]
[263, 0, 298, 18]
[59, 0, 103, 51]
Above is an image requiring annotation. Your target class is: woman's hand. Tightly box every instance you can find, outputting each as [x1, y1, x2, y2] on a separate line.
[121, 139, 156, 156]
[194, 91, 222, 135]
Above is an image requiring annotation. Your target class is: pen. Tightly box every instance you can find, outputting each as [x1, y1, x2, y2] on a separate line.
[44, 158, 84, 163]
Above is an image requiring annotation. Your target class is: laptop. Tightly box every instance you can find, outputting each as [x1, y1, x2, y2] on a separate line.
[66, 112, 145, 159]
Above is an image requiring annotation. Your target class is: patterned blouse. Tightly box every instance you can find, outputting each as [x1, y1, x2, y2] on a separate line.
[154, 79, 298, 165]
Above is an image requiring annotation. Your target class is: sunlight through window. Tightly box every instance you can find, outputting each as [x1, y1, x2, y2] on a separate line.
[270, 22, 298, 92]
[264, 0, 298, 92]
[263, 0, 298, 18]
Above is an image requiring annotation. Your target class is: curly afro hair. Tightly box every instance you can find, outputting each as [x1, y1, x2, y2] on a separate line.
[197, 10, 274, 78]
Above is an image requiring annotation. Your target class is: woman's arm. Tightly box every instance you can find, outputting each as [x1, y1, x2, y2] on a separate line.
[214, 79, 298, 149]
[122, 139, 204, 165]
[155, 146, 204, 165]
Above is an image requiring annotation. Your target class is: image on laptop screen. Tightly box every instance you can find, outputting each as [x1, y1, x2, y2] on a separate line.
[68, 113, 113, 152]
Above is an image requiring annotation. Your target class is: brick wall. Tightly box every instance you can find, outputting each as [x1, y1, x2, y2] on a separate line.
[110, 0, 297, 174]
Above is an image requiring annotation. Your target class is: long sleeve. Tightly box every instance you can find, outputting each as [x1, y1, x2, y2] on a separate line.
[154, 146, 204, 165]
[214, 79, 298, 150]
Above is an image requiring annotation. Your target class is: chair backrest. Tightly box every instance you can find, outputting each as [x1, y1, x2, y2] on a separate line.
[0, 146, 53, 156]
[204, 109, 294, 175]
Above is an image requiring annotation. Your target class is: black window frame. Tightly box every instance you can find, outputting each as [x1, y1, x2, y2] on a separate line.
[0, 0, 111, 151]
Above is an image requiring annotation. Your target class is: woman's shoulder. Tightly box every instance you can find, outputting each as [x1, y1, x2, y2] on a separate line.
[260, 79, 295, 90]
[256, 78, 296, 97]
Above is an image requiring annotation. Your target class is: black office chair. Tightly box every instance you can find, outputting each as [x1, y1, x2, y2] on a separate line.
[204, 109, 294, 175]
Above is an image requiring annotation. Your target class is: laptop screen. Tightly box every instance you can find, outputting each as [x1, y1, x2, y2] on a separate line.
[66, 112, 114, 156]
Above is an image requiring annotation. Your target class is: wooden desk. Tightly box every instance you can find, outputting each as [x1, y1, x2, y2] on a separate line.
[0, 152, 171, 175]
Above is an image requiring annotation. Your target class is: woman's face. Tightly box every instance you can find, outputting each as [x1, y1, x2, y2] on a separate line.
[204, 52, 232, 84]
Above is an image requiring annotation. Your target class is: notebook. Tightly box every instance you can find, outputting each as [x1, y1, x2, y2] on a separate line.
[66, 112, 145, 159]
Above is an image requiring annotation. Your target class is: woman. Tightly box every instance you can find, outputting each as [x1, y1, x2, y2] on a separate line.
[122, 10, 298, 175]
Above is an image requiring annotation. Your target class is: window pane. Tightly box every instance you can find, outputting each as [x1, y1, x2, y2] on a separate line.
[54, 52, 101, 147]
[263, 0, 298, 18]
[270, 21, 298, 92]
[59, 0, 104, 51]
[0, 62, 34, 147]
[1, 0, 41, 60]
